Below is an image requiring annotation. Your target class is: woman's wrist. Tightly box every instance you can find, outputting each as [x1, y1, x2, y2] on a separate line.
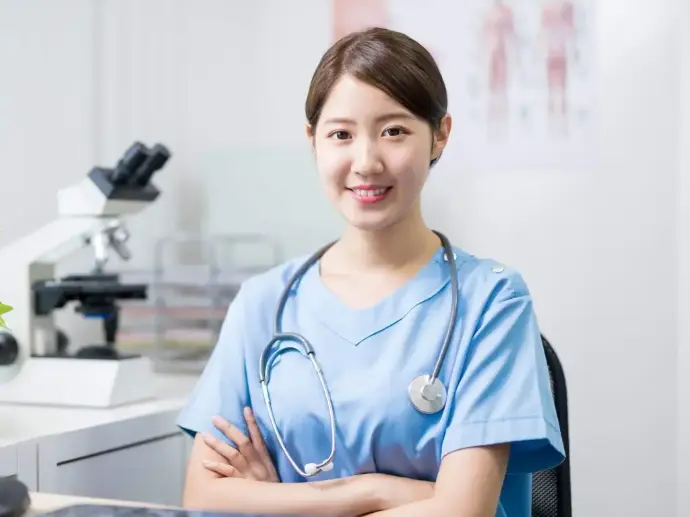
[358, 474, 390, 513]
[309, 474, 387, 515]
[366, 473, 435, 511]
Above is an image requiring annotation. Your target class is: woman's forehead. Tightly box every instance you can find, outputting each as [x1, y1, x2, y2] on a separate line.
[320, 75, 414, 121]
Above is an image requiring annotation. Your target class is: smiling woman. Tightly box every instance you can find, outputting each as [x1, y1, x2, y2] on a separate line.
[177, 27, 565, 517]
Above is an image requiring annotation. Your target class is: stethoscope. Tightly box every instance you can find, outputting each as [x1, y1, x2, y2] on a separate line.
[258, 230, 459, 478]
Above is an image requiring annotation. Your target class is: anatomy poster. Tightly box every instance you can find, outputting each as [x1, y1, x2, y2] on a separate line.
[332, 0, 388, 42]
[331, 0, 597, 172]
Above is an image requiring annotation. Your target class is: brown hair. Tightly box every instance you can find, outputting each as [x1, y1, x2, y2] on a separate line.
[305, 27, 448, 166]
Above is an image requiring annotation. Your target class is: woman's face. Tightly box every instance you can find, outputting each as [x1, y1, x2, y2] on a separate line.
[308, 74, 451, 233]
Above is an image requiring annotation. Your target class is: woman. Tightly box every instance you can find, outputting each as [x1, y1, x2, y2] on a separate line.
[177, 27, 565, 517]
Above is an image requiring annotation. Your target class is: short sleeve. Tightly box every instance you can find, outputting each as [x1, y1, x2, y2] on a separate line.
[441, 272, 566, 473]
[176, 286, 251, 442]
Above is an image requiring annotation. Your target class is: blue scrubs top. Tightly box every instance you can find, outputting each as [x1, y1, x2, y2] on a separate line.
[177, 245, 566, 517]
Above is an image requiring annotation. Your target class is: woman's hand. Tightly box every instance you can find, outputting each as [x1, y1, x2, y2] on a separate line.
[201, 407, 280, 482]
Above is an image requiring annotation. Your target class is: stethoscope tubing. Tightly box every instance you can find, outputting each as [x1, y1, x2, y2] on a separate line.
[258, 231, 458, 477]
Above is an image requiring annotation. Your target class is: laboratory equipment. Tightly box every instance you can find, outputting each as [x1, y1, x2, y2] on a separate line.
[0, 141, 171, 408]
[259, 230, 459, 478]
[116, 233, 283, 374]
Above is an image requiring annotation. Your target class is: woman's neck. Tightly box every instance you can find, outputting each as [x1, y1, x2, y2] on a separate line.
[329, 212, 441, 273]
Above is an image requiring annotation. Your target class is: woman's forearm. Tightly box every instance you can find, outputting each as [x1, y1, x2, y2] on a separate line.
[183, 474, 435, 517]
[184, 475, 383, 516]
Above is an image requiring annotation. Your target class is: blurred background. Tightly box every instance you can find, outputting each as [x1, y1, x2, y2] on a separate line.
[1, 0, 689, 515]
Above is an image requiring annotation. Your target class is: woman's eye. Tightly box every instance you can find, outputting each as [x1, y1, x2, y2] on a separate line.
[384, 127, 405, 137]
[332, 130, 350, 140]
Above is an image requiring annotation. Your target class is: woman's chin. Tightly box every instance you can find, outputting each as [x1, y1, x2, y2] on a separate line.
[342, 212, 399, 233]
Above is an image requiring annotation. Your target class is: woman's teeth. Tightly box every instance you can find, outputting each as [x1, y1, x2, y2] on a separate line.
[352, 188, 388, 197]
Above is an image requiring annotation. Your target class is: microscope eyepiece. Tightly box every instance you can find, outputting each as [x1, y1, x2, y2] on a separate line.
[87, 140, 170, 204]
[110, 142, 148, 185]
[131, 144, 171, 186]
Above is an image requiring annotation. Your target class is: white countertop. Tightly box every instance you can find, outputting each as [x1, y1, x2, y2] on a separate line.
[0, 373, 199, 446]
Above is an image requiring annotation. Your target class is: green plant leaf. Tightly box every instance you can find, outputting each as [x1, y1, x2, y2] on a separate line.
[0, 303, 13, 328]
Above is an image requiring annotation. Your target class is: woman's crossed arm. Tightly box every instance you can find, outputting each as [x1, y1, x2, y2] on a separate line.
[181, 410, 435, 517]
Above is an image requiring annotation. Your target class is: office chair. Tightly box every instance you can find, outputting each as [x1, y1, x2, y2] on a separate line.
[531, 335, 572, 517]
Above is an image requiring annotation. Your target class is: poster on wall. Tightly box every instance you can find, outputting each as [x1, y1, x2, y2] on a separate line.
[331, 0, 597, 172]
[332, 0, 388, 42]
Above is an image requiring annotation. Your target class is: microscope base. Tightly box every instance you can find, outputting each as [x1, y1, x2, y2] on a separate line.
[0, 355, 156, 408]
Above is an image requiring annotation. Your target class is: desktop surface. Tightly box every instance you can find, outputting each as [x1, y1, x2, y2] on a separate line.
[36, 505, 294, 517]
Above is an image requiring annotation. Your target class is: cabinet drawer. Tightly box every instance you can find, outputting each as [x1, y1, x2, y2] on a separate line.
[40, 434, 185, 505]
[38, 411, 186, 506]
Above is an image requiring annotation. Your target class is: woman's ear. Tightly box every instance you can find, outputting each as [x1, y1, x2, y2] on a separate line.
[431, 114, 452, 161]
[305, 123, 316, 154]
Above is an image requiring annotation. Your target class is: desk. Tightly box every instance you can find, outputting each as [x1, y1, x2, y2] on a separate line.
[28, 492, 172, 514]
[0, 375, 196, 444]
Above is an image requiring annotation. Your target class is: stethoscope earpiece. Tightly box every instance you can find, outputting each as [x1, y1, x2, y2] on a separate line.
[304, 460, 334, 476]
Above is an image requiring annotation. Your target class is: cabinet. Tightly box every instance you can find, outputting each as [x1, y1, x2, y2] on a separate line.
[0, 373, 197, 503]
[36, 410, 187, 506]
[0, 443, 17, 478]
[0, 441, 39, 491]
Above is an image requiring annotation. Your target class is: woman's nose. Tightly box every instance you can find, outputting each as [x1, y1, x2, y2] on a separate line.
[351, 140, 384, 176]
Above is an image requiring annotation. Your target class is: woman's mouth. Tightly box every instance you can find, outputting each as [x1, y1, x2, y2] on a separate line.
[347, 186, 393, 204]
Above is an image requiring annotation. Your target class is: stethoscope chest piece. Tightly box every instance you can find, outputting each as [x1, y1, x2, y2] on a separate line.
[408, 374, 447, 414]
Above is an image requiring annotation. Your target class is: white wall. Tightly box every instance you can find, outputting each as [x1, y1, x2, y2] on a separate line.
[95, 0, 343, 263]
[0, 0, 104, 348]
[0, 0, 98, 248]
[677, 0, 690, 514]
[0, 1, 685, 515]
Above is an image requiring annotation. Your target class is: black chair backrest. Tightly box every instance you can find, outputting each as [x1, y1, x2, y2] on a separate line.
[531, 335, 572, 517]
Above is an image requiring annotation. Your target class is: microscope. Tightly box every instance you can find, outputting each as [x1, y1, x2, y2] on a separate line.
[0, 141, 171, 408]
